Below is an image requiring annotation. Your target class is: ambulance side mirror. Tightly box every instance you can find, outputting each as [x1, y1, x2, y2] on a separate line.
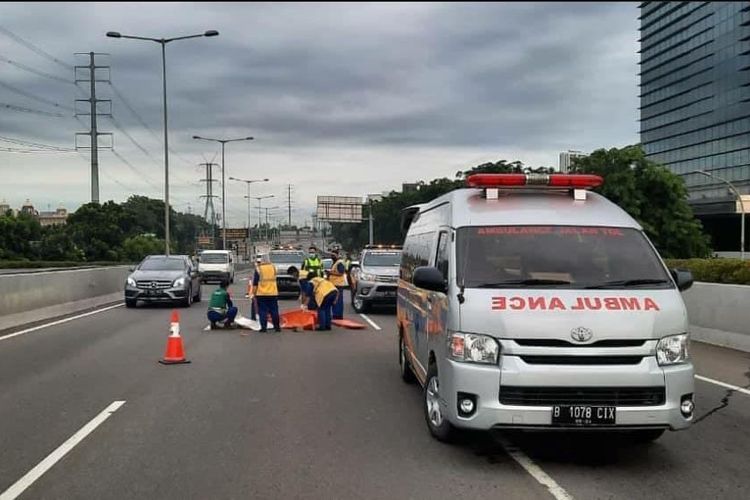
[413, 266, 447, 293]
[671, 268, 694, 292]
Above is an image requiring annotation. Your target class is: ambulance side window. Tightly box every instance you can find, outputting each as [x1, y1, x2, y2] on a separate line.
[435, 232, 449, 281]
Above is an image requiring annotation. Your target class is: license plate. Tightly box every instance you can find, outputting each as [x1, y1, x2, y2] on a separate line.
[383, 291, 396, 297]
[552, 405, 616, 426]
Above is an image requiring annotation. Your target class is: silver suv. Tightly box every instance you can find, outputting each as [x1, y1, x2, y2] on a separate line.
[350, 246, 402, 312]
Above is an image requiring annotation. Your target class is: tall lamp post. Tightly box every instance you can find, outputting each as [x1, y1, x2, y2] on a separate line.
[692, 170, 746, 260]
[265, 206, 279, 242]
[246, 195, 274, 242]
[193, 135, 254, 250]
[229, 177, 269, 230]
[106, 29, 219, 255]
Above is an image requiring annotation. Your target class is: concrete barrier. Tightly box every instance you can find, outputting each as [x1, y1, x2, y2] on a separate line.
[683, 282, 750, 352]
[0, 266, 129, 331]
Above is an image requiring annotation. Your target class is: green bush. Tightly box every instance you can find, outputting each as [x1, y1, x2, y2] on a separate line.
[664, 258, 750, 285]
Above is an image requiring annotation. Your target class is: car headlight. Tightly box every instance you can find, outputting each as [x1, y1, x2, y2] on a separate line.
[656, 333, 689, 366]
[127, 277, 136, 287]
[448, 332, 500, 364]
[360, 272, 377, 282]
[173, 277, 185, 288]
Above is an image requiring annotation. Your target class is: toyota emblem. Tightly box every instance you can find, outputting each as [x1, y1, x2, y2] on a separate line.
[570, 326, 593, 343]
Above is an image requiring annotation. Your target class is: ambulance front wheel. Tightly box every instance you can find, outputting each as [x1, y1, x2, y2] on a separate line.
[424, 364, 457, 443]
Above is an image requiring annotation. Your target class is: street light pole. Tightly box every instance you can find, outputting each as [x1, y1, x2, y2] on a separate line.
[229, 177, 268, 258]
[693, 170, 746, 259]
[193, 135, 254, 250]
[106, 29, 218, 256]
[245, 195, 274, 242]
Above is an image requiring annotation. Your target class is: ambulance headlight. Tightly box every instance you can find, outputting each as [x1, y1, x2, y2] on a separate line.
[448, 332, 499, 364]
[656, 333, 689, 366]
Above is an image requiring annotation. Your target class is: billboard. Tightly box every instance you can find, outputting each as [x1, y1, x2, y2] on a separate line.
[316, 196, 363, 223]
[221, 228, 249, 240]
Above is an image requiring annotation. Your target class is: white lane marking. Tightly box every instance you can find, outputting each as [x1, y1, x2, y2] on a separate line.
[358, 314, 381, 331]
[496, 436, 574, 500]
[696, 374, 750, 396]
[0, 400, 126, 500]
[0, 303, 124, 343]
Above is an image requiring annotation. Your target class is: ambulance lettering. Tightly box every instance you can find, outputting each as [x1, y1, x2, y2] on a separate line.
[491, 296, 660, 311]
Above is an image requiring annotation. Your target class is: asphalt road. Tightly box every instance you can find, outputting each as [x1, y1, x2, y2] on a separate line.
[1, 275, 749, 499]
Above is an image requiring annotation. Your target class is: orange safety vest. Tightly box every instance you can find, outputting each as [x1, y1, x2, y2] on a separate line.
[328, 259, 347, 287]
[310, 277, 337, 306]
[256, 263, 279, 296]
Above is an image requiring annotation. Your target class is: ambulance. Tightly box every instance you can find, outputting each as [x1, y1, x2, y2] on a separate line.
[397, 173, 695, 442]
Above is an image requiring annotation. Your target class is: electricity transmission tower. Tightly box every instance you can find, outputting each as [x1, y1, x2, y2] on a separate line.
[199, 162, 219, 239]
[74, 52, 112, 203]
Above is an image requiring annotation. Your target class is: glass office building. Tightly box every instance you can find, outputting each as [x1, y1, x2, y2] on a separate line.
[639, 2, 750, 251]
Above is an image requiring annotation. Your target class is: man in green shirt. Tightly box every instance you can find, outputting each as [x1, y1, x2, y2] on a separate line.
[206, 279, 238, 329]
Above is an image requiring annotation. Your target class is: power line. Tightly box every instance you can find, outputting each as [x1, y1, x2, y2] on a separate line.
[110, 149, 162, 192]
[0, 79, 75, 112]
[0, 53, 73, 84]
[0, 135, 75, 151]
[1, 102, 65, 118]
[0, 25, 73, 71]
[108, 82, 194, 167]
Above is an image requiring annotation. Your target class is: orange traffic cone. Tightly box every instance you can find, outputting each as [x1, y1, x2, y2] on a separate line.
[159, 310, 191, 364]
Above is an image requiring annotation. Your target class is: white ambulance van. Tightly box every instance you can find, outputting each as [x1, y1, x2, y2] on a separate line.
[397, 173, 695, 442]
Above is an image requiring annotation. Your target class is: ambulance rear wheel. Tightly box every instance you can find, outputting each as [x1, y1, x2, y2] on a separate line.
[424, 364, 457, 443]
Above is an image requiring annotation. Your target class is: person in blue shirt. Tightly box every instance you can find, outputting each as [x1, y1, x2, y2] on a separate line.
[288, 266, 317, 311]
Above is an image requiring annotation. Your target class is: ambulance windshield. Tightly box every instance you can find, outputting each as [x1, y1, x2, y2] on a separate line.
[456, 226, 672, 289]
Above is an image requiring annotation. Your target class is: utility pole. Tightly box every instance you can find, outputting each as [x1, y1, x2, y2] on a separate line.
[74, 52, 111, 203]
[287, 184, 293, 226]
[199, 162, 219, 242]
[368, 198, 374, 245]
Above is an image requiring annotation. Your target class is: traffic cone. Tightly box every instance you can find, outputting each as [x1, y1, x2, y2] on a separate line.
[159, 310, 191, 365]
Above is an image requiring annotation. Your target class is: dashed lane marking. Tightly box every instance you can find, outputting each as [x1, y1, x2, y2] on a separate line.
[0, 303, 124, 343]
[696, 374, 750, 396]
[358, 314, 381, 331]
[495, 436, 574, 500]
[0, 400, 126, 500]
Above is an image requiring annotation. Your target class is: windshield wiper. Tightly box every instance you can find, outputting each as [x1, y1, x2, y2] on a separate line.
[475, 278, 573, 288]
[584, 278, 670, 289]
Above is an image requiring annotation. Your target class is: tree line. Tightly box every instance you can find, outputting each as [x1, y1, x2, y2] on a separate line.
[331, 145, 711, 259]
[0, 195, 212, 262]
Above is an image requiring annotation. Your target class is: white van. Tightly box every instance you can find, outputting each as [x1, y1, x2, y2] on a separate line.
[198, 250, 235, 283]
[397, 173, 695, 443]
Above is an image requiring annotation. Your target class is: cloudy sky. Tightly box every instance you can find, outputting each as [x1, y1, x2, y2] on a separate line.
[0, 1, 639, 226]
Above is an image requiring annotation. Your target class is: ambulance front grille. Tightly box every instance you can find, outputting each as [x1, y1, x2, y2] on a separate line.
[499, 386, 666, 406]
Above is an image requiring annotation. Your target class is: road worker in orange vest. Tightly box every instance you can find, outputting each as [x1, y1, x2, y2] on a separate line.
[252, 254, 281, 333]
[309, 276, 338, 331]
[327, 249, 347, 320]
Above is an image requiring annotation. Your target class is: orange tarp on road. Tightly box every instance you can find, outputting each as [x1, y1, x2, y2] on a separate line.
[279, 309, 317, 330]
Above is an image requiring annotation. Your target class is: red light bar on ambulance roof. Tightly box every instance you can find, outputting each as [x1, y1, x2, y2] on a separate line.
[465, 173, 603, 189]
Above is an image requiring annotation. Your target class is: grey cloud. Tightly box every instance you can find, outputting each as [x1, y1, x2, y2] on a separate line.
[1, 2, 639, 224]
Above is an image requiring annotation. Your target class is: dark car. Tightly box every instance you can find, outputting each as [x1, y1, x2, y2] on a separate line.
[124, 255, 202, 308]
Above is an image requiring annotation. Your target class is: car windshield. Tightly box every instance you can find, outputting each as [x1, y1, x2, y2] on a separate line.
[456, 226, 672, 289]
[363, 252, 402, 267]
[269, 252, 305, 263]
[200, 253, 228, 264]
[139, 258, 185, 271]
